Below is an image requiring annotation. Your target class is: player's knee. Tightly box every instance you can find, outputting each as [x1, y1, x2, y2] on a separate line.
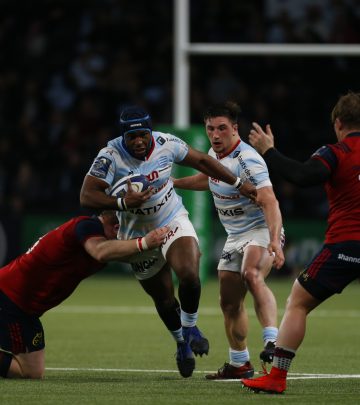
[22, 365, 45, 379]
[242, 267, 263, 288]
[219, 297, 242, 316]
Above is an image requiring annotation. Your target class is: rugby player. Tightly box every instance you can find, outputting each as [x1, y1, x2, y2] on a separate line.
[80, 106, 256, 378]
[242, 91, 360, 394]
[173, 101, 285, 379]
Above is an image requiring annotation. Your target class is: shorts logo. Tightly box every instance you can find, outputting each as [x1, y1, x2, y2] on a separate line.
[132, 258, 158, 273]
[221, 250, 232, 262]
[32, 332, 44, 347]
[338, 253, 360, 264]
[161, 227, 179, 246]
[300, 270, 309, 282]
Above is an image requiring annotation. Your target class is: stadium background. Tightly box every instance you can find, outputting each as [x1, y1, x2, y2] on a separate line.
[0, 0, 359, 278]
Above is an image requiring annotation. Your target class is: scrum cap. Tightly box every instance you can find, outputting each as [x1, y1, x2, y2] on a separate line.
[119, 106, 152, 137]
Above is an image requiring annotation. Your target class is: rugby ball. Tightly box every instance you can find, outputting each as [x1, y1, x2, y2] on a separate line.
[109, 174, 150, 197]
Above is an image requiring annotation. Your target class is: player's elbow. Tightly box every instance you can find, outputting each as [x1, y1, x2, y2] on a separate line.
[257, 193, 279, 210]
[93, 250, 109, 263]
[79, 188, 93, 208]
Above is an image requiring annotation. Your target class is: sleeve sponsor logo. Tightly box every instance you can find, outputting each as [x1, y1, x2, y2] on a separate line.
[156, 136, 166, 145]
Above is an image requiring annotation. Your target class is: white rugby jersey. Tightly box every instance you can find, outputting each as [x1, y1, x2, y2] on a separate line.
[208, 139, 272, 235]
[87, 131, 189, 239]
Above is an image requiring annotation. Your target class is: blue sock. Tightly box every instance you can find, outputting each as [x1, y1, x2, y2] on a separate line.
[263, 326, 278, 345]
[229, 348, 250, 367]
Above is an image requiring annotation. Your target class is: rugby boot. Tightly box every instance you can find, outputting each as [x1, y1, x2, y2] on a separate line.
[182, 326, 209, 357]
[242, 367, 287, 394]
[206, 361, 254, 380]
[176, 341, 195, 378]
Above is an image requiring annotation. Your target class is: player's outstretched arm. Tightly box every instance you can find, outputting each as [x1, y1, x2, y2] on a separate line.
[172, 173, 209, 191]
[84, 226, 169, 262]
[180, 147, 257, 199]
[249, 122, 329, 186]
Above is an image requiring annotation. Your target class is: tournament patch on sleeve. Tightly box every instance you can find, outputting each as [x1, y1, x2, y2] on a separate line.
[89, 156, 112, 179]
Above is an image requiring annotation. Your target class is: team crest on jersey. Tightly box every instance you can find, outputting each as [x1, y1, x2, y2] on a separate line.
[157, 156, 169, 168]
[90, 157, 112, 179]
[157, 136, 166, 145]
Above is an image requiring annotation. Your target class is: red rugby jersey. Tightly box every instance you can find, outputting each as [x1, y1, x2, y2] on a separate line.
[0, 216, 106, 316]
[312, 132, 360, 243]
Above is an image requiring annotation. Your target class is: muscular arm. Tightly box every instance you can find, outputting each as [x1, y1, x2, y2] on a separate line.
[263, 148, 330, 187]
[173, 173, 209, 191]
[180, 147, 256, 199]
[84, 226, 169, 262]
[180, 147, 237, 184]
[80, 175, 153, 210]
[80, 175, 118, 209]
[84, 237, 140, 262]
[256, 186, 285, 269]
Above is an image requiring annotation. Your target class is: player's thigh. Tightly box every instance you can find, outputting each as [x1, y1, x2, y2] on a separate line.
[139, 264, 175, 303]
[242, 244, 273, 278]
[161, 213, 200, 277]
[166, 236, 200, 277]
[286, 280, 322, 314]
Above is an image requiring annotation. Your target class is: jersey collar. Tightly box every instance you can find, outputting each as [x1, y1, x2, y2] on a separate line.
[346, 132, 360, 138]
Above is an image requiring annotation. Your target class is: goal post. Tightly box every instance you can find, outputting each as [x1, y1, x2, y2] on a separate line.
[173, 0, 360, 128]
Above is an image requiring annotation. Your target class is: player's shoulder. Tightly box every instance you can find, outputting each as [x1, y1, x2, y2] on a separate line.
[73, 216, 104, 243]
[238, 140, 266, 164]
[152, 131, 187, 147]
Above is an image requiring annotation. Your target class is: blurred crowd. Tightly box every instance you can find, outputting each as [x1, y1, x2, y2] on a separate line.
[0, 0, 359, 220]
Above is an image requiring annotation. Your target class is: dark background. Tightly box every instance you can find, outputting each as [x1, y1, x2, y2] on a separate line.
[0, 0, 359, 263]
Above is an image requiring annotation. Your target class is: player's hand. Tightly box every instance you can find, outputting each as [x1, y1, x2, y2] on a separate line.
[267, 241, 285, 269]
[249, 122, 275, 155]
[239, 181, 257, 201]
[124, 179, 154, 208]
[144, 226, 169, 249]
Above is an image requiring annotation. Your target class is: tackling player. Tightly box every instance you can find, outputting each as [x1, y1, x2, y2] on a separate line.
[242, 91, 360, 394]
[80, 106, 256, 378]
[173, 101, 285, 379]
[0, 211, 168, 378]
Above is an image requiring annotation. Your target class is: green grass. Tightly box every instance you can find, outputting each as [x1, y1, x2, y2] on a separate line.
[1, 275, 360, 404]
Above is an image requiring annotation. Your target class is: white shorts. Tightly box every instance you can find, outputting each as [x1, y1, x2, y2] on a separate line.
[126, 214, 199, 280]
[218, 227, 270, 272]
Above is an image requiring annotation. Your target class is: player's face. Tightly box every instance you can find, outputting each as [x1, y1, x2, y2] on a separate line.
[205, 116, 239, 154]
[124, 130, 152, 158]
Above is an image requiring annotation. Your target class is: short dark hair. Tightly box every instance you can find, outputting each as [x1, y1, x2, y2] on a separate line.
[203, 101, 242, 124]
[331, 91, 360, 127]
